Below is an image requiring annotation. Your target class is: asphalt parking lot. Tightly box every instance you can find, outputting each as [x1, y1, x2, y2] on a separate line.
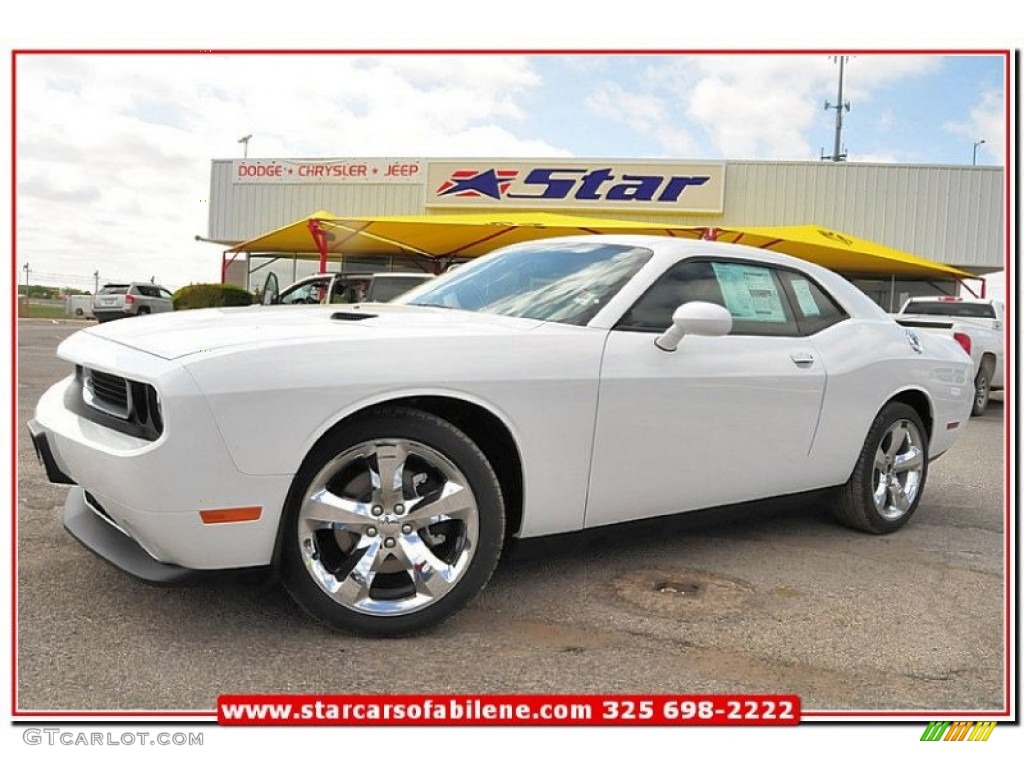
[15, 319, 1007, 713]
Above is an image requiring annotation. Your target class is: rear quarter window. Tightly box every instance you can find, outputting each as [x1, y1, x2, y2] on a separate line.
[777, 272, 849, 334]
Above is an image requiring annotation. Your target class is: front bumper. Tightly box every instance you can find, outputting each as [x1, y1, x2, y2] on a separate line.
[27, 419, 75, 485]
[32, 348, 294, 571]
[63, 486, 197, 583]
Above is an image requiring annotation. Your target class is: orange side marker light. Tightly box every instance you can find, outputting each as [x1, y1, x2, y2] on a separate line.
[200, 506, 263, 524]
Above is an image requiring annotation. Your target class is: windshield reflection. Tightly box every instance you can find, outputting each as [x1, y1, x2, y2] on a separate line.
[398, 242, 653, 326]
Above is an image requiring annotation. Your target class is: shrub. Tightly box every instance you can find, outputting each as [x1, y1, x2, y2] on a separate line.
[173, 283, 255, 310]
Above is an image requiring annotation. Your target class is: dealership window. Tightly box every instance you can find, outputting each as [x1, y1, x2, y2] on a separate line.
[616, 258, 801, 337]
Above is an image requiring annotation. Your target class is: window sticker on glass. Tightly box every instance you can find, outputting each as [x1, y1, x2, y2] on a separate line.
[791, 278, 821, 317]
[711, 263, 786, 322]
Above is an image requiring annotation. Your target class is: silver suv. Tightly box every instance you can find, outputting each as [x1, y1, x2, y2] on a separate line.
[93, 283, 174, 323]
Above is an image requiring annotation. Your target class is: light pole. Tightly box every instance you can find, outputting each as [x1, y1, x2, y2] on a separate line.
[973, 139, 986, 166]
[238, 134, 252, 158]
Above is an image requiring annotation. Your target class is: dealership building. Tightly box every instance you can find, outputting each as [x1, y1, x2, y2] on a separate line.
[205, 157, 1005, 308]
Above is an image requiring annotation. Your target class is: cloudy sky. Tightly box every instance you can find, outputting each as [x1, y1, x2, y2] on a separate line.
[12, 51, 1007, 291]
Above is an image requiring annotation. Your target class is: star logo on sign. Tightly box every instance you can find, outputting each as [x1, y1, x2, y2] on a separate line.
[436, 169, 518, 199]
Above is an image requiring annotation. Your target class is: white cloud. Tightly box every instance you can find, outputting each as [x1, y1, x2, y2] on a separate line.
[583, 54, 947, 161]
[15, 54, 564, 289]
[686, 57, 831, 159]
[944, 89, 1005, 165]
[586, 81, 697, 157]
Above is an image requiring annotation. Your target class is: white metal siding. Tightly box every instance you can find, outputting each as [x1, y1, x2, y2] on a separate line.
[208, 159, 1004, 270]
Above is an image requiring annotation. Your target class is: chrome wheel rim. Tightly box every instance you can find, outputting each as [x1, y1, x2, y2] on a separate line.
[297, 439, 479, 616]
[871, 420, 925, 521]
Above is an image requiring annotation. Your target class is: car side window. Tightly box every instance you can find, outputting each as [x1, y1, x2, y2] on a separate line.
[777, 271, 849, 334]
[158, 288, 174, 301]
[616, 258, 800, 337]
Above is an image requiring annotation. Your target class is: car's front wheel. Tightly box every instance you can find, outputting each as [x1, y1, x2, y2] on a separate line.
[279, 407, 504, 635]
[831, 402, 928, 534]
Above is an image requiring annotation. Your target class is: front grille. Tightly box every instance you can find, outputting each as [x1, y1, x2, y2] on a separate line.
[85, 370, 129, 417]
[73, 366, 164, 441]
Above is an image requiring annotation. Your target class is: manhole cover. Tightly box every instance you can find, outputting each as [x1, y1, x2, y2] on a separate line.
[613, 568, 753, 618]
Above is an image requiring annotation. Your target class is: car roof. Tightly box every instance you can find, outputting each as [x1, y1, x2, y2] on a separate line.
[497, 234, 890, 321]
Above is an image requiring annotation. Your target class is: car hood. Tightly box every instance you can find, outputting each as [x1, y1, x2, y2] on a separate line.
[82, 304, 547, 360]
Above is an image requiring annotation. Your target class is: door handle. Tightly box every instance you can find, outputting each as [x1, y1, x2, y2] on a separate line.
[790, 352, 815, 366]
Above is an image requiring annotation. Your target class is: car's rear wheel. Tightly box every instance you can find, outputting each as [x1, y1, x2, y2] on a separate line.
[137, 306, 150, 315]
[971, 367, 991, 416]
[831, 402, 928, 534]
[279, 407, 504, 635]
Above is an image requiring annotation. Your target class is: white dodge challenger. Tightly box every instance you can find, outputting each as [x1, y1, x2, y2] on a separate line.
[30, 236, 974, 635]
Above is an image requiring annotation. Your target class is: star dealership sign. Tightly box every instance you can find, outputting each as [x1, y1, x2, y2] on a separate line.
[427, 161, 725, 213]
[229, 158, 725, 213]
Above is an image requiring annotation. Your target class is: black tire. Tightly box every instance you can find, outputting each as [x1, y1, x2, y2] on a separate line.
[279, 406, 504, 635]
[137, 306, 151, 315]
[831, 402, 928, 534]
[971, 367, 991, 416]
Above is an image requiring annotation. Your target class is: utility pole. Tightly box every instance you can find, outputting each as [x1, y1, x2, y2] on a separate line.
[23, 263, 30, 292]
[822, 56, 851, 162]
[238, 134, 252, 158]
[93, 270, 100, 295]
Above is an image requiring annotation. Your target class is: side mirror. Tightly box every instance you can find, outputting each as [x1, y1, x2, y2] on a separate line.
[655, 302, 733, 352]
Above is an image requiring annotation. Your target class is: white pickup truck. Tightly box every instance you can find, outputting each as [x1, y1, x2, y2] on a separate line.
[895, 296, 1005, 416]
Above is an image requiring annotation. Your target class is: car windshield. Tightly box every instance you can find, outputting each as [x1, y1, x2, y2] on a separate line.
[398, 242, 653, 325]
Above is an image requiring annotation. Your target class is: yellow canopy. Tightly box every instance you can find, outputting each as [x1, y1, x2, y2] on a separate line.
[229, 212, 970, 281]
[227, 210, 343, 253]
[230, 211, 703, 258]
[708, 225, 973, 279]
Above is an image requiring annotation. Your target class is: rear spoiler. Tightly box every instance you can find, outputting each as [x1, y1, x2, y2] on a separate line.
[894, 318, 955, 330]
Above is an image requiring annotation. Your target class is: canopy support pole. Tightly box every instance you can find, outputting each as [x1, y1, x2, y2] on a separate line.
[889, 274, 896, 312]
[956, 277, 985, 299]
[221, 249, 240, 284]
[307, 219, 330, 273]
